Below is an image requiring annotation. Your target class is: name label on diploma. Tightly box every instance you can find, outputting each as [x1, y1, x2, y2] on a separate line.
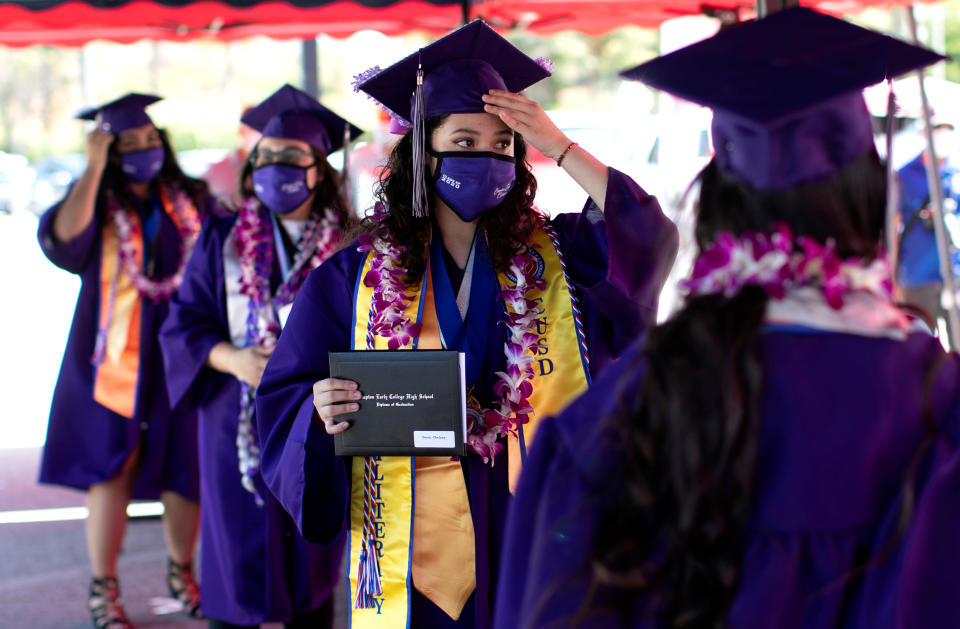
[414, 431, 455, 448]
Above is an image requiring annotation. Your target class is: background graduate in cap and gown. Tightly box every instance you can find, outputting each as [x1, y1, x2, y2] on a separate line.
[37, 92, 217, 628]
[496, 8, 960, 628]
[159, 84, 361, 629]
[254, 21, 678, 629]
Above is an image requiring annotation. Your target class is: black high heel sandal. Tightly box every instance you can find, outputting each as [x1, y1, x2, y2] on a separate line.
[88, 576, 132, 629]
[166, 558, 203, 619]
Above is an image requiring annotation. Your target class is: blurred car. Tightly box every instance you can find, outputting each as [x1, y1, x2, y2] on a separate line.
[0, 151, 35, 215]
[530, 109, 712, 216]
[28, 154, 85, 215]
[176, 148, 230, 179]
[27, 149, 231, 216]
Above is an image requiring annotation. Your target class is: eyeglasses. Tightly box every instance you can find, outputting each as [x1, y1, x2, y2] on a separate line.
[250, 147, 315, 168]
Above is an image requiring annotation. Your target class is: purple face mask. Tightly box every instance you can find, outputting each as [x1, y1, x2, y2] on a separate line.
[430, 151, 516, 222]
[120, 147, 165, 182]
[252, 164, 315, 215]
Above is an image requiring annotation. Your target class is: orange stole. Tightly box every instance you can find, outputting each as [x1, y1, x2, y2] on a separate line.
[94, 210, 143, 419]
[411, 266, 476, 620]
[93, 185, 195, 418]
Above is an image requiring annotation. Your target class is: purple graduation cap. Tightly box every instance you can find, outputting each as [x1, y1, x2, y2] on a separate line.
[355, 20, 551, 125]
[620, 7, 946, 190]
[241, 84, 363, 155]
[75, 93, 162, 134]
[354, 19, 552, 216]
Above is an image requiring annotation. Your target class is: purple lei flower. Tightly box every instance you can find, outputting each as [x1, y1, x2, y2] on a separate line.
[234, 199, 340, 502]
[108, 187, 200, 302]
[683, 223, 893, 310]
[363, 217, 546, 465]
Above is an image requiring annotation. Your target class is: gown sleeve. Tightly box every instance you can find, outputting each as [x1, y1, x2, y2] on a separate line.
[895, 357, 960, 627]
[254, 246, 363, 545]
[495, 341, 644, 628]
[37, 192, 101, 275]
[159, 214, 232, 412]
[493, 416, 566, 628]
[550, 168, 678, 371]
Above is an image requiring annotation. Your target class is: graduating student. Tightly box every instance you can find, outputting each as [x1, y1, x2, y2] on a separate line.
[254, 21, 678, 629]
[37, 93, 215, 628]
[893, 122, 960, 324]
[495, 9, 960, 628]
[159, 84, 361, 629]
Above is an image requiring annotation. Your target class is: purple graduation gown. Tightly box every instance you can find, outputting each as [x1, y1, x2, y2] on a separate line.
[496, 328, 960, 628]
[37, 183, 213, 500]
[158, 211, 344, 625]
[255, 169, 678, 629]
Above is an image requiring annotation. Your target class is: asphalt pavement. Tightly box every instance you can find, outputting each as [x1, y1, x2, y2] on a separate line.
[0, 448, 349, 629]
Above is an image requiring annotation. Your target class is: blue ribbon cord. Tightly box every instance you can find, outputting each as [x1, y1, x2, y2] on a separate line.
[428, 232, 499, 387]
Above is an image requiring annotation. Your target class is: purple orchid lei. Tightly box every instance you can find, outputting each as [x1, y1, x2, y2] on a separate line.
[356, 204, 423, 350]
[234, 199, 340, 502]
[359, 204, 543, 465]
[92, 188, 200, 370]
[471, 249, 545, 464]
[683, 224, 894, 308]
[108, 187, 200, 301]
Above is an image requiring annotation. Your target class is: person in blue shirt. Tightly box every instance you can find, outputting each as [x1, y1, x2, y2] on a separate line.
[895, 122, 960, 324]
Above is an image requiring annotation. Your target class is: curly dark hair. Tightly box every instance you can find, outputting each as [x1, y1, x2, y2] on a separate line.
[360, 114, 543, 285]
[585, 150, 890, 627]
[99, 128, 210, 212]
[237, 144, 356, 231]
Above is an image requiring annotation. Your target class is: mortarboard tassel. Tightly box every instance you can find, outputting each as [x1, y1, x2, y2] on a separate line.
[411, 58, 428, 218]
[535, 56, 554, 75]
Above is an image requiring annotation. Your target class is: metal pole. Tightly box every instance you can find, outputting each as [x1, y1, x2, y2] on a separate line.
[905, 5, 960, 348]
[150, 41, 160, 94]
[884, 81, 900, 263]
[460, 0, 470, 24]
[79, 44, 95, 106]
[302, 38, 319, 100]
[756, 0, 799, 18]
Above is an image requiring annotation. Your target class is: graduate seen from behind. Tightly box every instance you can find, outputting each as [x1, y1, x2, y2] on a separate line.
[254, 20, 678, 629]
[37, 93, 216, 629]
[495, 8, 960, 628]
[159, 85, 360, 629]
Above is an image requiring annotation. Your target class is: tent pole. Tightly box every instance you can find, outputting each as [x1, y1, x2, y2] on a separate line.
[461, 0, 470, 24]
[303, 38, 319, 99]
[884, 81, 900, 270]
[905, 4, 960, 348]
[756, 0, 798, 18]
[79, 44, 95, 107]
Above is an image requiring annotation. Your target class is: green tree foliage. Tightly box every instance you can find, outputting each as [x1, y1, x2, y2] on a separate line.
[508, 27, 658, 109]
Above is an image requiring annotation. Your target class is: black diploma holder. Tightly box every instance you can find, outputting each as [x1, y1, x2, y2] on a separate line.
[328, 350, 467, 457]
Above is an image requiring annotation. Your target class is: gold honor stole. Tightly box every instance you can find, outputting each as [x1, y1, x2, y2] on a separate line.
[94, 185, 197, 418]
[504, 227, 591, 492]
[347, 227, 590, 627]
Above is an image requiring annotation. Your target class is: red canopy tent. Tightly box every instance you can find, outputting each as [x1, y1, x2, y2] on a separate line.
[0, 1, 470, 47]
[0, 0, 940, 47]
[476, 0, 938, 34]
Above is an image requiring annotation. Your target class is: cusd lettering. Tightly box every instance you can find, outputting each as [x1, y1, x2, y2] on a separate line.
[535, 316, 553, 376]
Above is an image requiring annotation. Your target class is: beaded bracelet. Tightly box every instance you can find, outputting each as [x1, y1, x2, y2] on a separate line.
[556, 141, 578, 167]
